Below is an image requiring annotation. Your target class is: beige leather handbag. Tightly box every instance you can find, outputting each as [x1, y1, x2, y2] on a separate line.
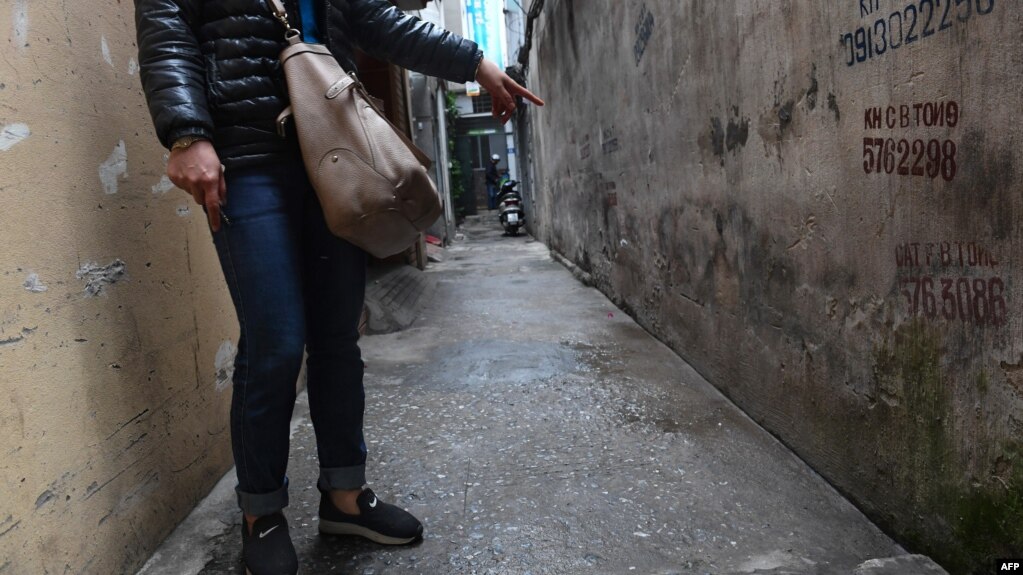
[267, 0, 442, 258]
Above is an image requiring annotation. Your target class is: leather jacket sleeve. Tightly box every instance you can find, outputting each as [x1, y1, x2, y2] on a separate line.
[134, 0, 215, 149]
[334, 0, 484, 84]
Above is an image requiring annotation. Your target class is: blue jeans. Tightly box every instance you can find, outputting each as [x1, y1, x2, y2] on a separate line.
[210, 158, 368, 516]
[487, 183, 498, 210]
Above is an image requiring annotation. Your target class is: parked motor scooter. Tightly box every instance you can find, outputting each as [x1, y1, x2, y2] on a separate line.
[496, 180, 525, 235]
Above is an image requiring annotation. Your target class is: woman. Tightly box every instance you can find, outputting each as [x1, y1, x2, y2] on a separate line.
[134, 0, 543, 572]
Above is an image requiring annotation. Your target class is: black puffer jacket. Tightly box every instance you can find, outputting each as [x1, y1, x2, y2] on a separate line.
[135, 0, 482, 167]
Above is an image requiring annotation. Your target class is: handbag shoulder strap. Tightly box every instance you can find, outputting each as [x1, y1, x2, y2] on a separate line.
[267, 0, 431, 169]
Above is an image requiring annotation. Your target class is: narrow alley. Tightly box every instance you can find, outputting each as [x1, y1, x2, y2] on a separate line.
[141, 217, 943, 575]
[4, 1, 1020, 573]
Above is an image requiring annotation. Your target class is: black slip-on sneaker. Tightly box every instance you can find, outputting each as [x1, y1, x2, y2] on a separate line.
[241, 512, 298, 575]
[318, 488, 424, 545]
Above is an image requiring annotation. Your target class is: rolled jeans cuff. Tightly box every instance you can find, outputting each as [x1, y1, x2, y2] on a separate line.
[318, 465, 366, 492]
[236, 477, 289, 516]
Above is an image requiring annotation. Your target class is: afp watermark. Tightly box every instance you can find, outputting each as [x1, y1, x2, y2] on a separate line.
[996, 560, 1023, 572]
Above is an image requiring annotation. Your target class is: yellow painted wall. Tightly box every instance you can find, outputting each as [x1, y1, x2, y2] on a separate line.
[0, 1, 237, 572]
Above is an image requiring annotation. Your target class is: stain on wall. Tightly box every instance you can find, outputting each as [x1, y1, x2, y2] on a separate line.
[0, 1, 236, 572]
[525, 0, 1023, 571]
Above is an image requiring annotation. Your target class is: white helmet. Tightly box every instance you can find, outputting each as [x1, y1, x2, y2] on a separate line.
[491, 154, 500, 162]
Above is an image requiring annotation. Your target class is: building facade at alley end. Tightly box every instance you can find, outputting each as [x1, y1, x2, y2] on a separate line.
[522, 0, 1022, 572]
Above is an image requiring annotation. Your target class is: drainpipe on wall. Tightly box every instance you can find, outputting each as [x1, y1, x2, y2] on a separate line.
[436, 85, 457, 244]
[517, 0, 546, 69]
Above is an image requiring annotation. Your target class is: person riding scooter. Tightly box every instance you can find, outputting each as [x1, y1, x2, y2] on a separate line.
[496, 179, 525, 235]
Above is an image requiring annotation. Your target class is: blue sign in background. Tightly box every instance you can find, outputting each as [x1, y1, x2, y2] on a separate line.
[465, 0, 505, 71]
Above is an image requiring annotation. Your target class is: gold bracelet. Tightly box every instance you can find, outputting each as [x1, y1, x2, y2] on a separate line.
[171, 135, 207, 151]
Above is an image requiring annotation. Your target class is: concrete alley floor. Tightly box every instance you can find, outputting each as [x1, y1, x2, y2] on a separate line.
[140, 215, 946, 575]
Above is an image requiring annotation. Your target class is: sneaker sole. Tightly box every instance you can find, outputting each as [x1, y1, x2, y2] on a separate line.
[318, 519, 422, 545]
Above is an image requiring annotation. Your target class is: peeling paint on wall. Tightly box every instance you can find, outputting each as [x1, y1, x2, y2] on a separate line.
[214, 341, 236, 391]
[99, 140, 127, 195]
[0, 124, 31, 152]
[0, 327, 33, 348]
[23, 273, 47, 293]
[151, 175, 174, 195]
[76, 260, 126, 296]
[0, 334, 25, 347]
[128, 57, 139, 76]
[100, 36, 113, 68]
[11, 0, 28, 49]
[176, 205, 191, 217]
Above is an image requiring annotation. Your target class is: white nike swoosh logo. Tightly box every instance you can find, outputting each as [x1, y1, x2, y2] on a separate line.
[368, 497, 378, 508]
[259, 525, 279, 538]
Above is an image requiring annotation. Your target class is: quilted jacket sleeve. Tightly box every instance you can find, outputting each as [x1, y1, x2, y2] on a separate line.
[134, 0, 214, 149]
[336, 0, 484, 84]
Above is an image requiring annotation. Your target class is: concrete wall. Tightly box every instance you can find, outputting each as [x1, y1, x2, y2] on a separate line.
[525, 0, 1023, 571]
[1, 1, 236, 572]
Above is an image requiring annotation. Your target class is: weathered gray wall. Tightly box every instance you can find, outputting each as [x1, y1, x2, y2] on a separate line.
[1, 1, 237, 572]
[525, 0, 1023, 571]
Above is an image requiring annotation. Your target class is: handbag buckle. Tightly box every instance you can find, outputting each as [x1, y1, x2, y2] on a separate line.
[326, 78, 352, 99]
[270, 6, 291, 29]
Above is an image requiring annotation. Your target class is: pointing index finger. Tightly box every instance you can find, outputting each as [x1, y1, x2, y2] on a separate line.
[512, 84, 545, 107]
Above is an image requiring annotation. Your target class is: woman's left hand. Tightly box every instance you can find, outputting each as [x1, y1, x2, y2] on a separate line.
[475, 58, 545, 124]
